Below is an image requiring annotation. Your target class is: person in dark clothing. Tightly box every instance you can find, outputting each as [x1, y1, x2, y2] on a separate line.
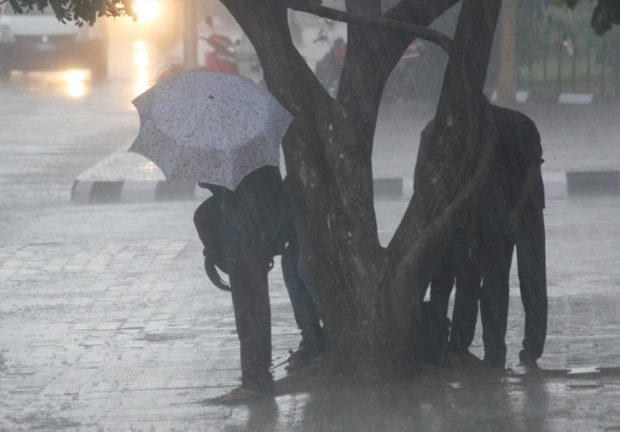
[415, 120, 484, 366]
[492, 106, 547, 368]
[475, 168, 514, 369]
[194, 167, 323, 401]
[194, 166, 289, 403]
[431, 223, 483, 363]
[464, 105, 547, 370]
[420, 105, 547, 370]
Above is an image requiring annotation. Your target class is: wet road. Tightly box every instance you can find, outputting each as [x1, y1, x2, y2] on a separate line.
[0, 32, 156, 232]
[1, 24, 620, 432]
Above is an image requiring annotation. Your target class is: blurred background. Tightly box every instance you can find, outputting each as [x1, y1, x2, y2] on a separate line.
[2, 0, 618, 104]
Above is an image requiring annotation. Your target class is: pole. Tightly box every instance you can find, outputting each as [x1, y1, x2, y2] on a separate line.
[497, 0, 518, 104]
[183, 0, 198, 70]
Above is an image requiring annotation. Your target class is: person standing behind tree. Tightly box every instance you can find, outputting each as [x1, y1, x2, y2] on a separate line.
[493, 106, 547, 368]
[420, 105, 547, 370]
[281, 237, 324, 371]
[448, 105, 547, 369]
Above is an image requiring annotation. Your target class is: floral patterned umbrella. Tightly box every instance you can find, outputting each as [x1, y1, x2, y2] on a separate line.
[130, 70, 292, 190]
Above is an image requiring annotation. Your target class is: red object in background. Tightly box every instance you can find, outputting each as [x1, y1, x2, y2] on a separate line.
[206, 34, 235, 54]
[333, 38, 347, 60]
[205, 34, 239, 74]
[205, 52, 238, 74]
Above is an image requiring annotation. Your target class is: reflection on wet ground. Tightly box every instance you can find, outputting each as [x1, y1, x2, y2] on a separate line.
[7, 69, 91, 98]
[222, 375, 620, 432]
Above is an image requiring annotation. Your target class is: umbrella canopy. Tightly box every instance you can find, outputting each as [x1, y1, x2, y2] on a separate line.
[130, 70, 292, 190]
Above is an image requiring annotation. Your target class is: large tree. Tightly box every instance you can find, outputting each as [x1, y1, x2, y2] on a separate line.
[10, 0, 578, 384]
[223, 0, 504, 384]
[4, 0, 503, 384]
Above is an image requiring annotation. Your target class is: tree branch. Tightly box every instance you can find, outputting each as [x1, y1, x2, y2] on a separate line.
[388, 0, 502, 261]
[286, 0, 453, 54]
[335, 0, 458, 162]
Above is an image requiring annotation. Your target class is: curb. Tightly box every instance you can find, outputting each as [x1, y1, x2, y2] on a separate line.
[71, 173, 570, 204]
[566, 170, 620, 196]
[71, 153, 620, 204]
[489, 90, 618, 105]
[71, 177, 406, 204]
[71, 180, 209, 204]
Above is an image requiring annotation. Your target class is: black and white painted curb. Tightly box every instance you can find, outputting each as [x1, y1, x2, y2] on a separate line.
[72, 170, 620, 204]
[71, 178, 406, 204]
[489, 90, 617, 105]
[71, 180, 209, 204]
[72, 151, 412, 204]
[72, 149, 620, 204]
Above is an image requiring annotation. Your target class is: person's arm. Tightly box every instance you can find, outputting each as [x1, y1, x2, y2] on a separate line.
[507, 113, 543, 235]
[507, 165, 541, 235]
[202, 237, 231, 292]
[194, 199, 231, 291]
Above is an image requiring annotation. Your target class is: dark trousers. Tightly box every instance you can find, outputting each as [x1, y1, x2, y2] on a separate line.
[194, 199, 274, 394]
[516, 207, 547, 360]
[479, 232, 514, 368]
[431, 227, 512, 368]
[281, 242, 323, 352]
[228, 251, 274, 394]
[429, 229, 481, 362]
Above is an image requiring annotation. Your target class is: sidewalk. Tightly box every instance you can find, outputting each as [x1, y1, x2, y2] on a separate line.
[2, 198, 620, 430]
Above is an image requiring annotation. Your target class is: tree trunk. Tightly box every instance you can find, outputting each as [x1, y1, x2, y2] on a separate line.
[221, 0, 503, 384]
[386, 0, 503, 366]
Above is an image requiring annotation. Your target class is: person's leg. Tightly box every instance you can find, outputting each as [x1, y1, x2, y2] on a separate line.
[517, 208, 547, 365]
[228, 254, 273, 396]
[427, 243, 457, 364]
[429, 248, 456, 322]
[480, 238, 513, 369]
[282, 244, 323, 358]
[450, 231, 481, 355]
[297, 253, 322, 324]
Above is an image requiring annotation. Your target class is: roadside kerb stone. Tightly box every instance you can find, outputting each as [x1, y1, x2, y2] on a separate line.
[72, 151, 585, 204]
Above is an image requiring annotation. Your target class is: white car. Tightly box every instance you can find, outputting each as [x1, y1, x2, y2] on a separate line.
[0, 4, 108, 80]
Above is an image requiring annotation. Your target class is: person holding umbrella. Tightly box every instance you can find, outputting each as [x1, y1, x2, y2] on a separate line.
[194, 166, 290, 402]
[130, 70, 322, 402]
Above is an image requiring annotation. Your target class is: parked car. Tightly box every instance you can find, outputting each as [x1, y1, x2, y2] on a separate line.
[0, 4, 108, 80]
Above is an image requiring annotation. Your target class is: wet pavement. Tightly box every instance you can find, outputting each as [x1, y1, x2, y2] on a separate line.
[2, 21, 620, 432]
[2, 196, 620, 431]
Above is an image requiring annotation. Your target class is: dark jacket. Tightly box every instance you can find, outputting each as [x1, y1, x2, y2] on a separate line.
[194, 166, 292, 291]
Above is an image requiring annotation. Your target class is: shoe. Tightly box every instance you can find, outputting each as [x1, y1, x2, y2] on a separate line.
[483, 357, 506, 370]
[444, 351, 464, 369]
[456, 350, 484, 367]
[519, 350, 539, 369]
[285, 347, 311, 372]
[207, 386, 263, 405]
[285, 341, 322, 372]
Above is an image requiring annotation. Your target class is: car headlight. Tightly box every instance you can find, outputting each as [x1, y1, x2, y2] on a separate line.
[0, 25, 14, 43]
